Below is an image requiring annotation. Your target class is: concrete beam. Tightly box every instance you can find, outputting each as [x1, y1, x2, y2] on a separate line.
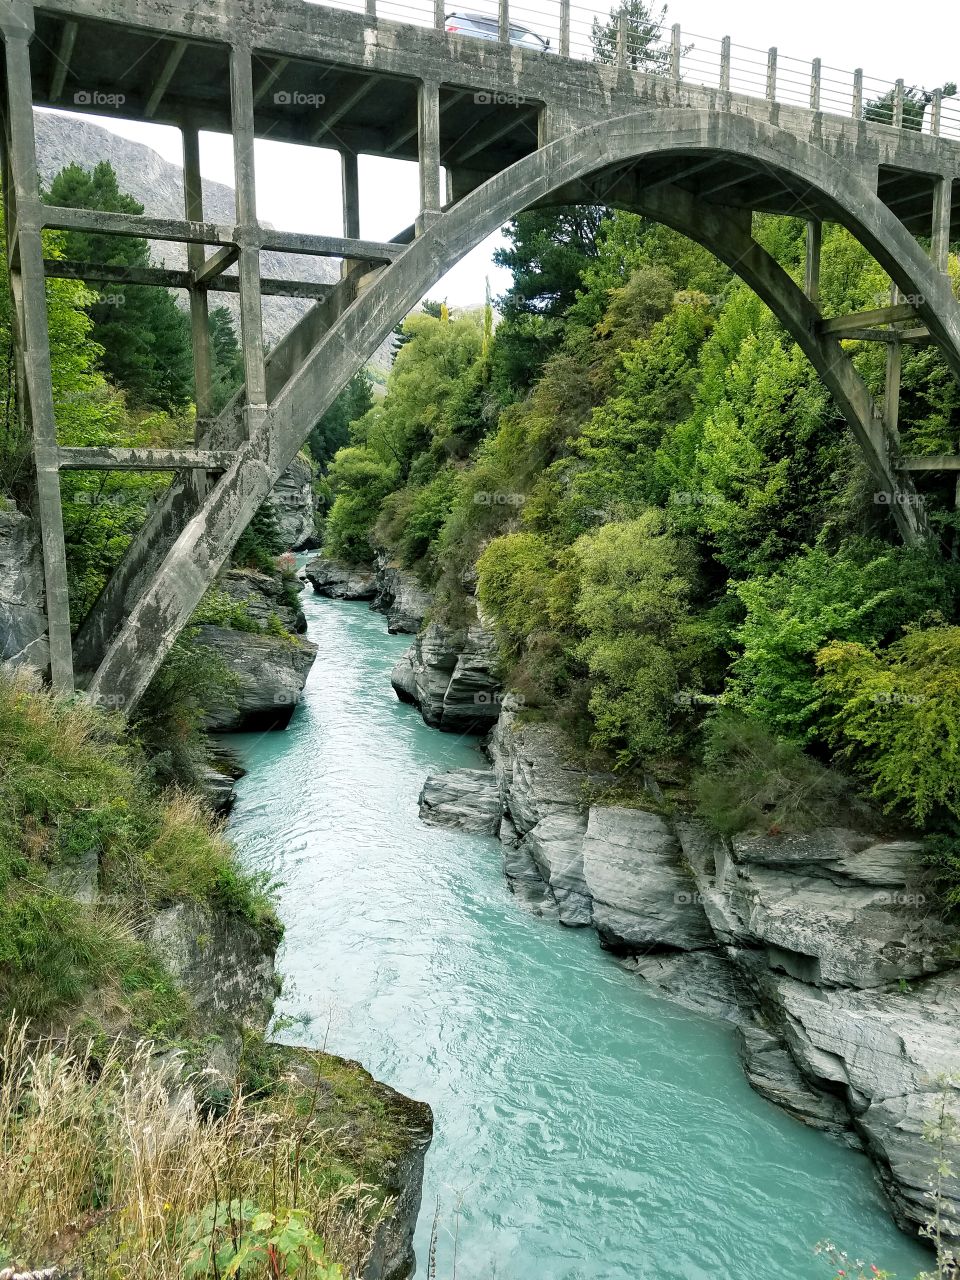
[898, 455, 960, 472]
[258, 228, 405, 261]
[146, 39, 188, 117]
[48, 19, 78, 102]
[192, 243, 241, 286]
[42, 256, 335, 300]
[230, 41, 267, 419]
[57, 447, 234, 471]
[819, 302, 917, 333]
[43, 203, 233, 246]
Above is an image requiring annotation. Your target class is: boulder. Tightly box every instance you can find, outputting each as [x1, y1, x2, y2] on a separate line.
[194, 624, 316, 732]
[221, 567, 306, 633]
[581, 806, 716, 952]
[269, 454, 316, 550]
[418, 767, 501, 835]
[305, 555, 377, 600]
[391, 619, 501, 732]
[372, 557, 433, 633]
[0, 502, 49, 675]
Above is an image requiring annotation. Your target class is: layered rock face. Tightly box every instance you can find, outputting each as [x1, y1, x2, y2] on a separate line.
[418, 767, 502, 835]
[305, 555, 377, 600]
[0, 502, 49, 676]
[450, 705, 960, 1247]
[392, 618, 502, 733]
[221, 568, 307, 634]
[196, 625, 317, 732]
[269, 455, 317, 550]
[372, 557, 433, 634]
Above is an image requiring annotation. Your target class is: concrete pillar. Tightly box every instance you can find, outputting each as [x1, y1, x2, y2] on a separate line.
[884, 338, 902, 437]
[498, 0, 508, 46]
[669, 24, 681, 80]
[809, 58, 821, 111]
[340, 148, 362, 281]
[930, 89, 942, 137]
[182, 124, 214, 436]
[766, 48, 777, 102]
[805, 219, 821, 304]
[893, 79, 904, 129]
[616, 10, 627, 68]
[434, 0, 444, 30]
[417, 80, 441, 229]
[0, 8, 74, 692]
[229, 42, 267, 429]
[852, 68, 863, 120]
[719, 37, 731, 93]
[559, 0, 570, 57]
[932, 176, 952, 273]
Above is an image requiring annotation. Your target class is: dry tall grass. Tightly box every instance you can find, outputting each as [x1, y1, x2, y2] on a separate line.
[0, 1020, 381, 1279]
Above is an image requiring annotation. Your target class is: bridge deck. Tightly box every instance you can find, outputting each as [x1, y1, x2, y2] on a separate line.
[24, 0, 960, 238]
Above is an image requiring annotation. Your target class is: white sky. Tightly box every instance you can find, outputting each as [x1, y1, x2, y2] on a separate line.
[87, 0, 958, 308]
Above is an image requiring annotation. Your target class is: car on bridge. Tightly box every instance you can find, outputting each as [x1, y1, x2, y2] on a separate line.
[445, 11, 552, 52]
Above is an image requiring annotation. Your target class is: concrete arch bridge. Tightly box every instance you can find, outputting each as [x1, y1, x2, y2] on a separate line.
[1, 0, 959, 706]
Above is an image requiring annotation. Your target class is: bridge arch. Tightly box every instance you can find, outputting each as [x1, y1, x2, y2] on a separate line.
[87, 108, 960, 706]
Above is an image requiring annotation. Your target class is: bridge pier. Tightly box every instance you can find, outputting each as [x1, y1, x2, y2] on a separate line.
[0, 3, 73, 692]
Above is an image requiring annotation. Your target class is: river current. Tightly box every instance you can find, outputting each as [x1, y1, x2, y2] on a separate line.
[226, 588, 930, 1280]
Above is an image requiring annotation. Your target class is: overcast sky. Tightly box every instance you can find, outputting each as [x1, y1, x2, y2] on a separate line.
[88, 0, 959, 308]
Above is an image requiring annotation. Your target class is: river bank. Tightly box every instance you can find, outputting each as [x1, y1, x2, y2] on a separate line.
[226, 584, 934, 1280]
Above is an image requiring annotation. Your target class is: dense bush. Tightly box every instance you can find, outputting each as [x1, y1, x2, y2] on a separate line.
[728, 539, 955, 741]
[816, 626, 960, 824]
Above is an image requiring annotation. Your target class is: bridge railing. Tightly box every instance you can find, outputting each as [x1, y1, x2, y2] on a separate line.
[316, 0, 960, 141]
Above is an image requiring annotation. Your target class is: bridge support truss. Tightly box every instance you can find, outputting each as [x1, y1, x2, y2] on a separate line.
[1, 0, 959, 707]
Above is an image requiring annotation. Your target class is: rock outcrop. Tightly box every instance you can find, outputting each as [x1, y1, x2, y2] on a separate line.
[429, 698, 960, 1248]
[221, 567, 306, 634]
[372, 557, 433, 634]
[418, 767, 502, 834]
[392, 619, 502, 733]
[196, 625, 317, 732]
[269, 455, 316, 550]
[305, 555, 377, 600]
[0, 502, 49, 676]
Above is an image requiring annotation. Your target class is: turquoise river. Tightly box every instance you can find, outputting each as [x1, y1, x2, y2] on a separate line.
[226, 587, 932, 1280]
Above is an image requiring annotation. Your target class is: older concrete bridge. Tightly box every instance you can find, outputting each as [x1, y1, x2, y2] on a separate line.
[1, 0, 960, 707]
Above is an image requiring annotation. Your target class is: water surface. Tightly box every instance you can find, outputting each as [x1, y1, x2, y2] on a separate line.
[227, 589, 930, 1280]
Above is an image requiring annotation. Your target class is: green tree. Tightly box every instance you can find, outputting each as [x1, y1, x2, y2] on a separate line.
[307, 370, 374, 469]
[44, 162, 193, 411]
[864, 81, 956, 131]
[208, 306, 245, 414]
[591, 0, 668, 71]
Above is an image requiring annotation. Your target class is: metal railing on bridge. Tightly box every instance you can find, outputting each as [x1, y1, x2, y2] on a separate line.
[319, 0, 960, 141]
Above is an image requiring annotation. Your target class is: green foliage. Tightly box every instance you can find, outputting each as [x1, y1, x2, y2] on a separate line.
[184, 1202, 343, 1279]
[0, 671, 276, 1029]
[307, 370, 374, 469]
[816, 627, 960, 824]
[729, 540, 955, 741]
[693, 713, 853, 836]
[208, 306, 246, 413]
[44, 162, 193, 412]
[193, 588, 262, 632]
[590, 0, 667, 69]
[915, 834, 960, 917]
[323, 446, 398, 564]
[569, 511, 702, 765]
[234, 502, 285, 573]
[477, 531, 558, 659]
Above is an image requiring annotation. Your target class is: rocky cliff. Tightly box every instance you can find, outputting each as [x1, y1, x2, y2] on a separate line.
[0, 501, 48, 675]
[392, 616, 502, 733]
[415, 700, 960, 1252]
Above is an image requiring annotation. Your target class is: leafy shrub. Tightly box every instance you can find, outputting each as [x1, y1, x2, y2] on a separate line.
[323, 447, 397, 564]
[477, 531, 558, 659]
[192, 588, 261, 632]
[234, 502, 285, 574]
[693, 713, 854, 835]
[728, 539, 954, 741]
[816, 626, 960, 824]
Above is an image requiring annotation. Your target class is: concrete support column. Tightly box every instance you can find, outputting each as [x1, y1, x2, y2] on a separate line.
[229, 42, 267, 431]
[852, 68, 863, 120]
[340, 148, 364, 280]
[766, 47, 777, 102]
[0, 9, 74, 691]
[182, 124, 214, 438]
[719, 37, 731, 93]
[884, 338, 902, 436]
[932, 176, 953, 274]
[559, 0, 570, 57]
[805, 219, 821, 304]
[417, 79, 441, 231]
